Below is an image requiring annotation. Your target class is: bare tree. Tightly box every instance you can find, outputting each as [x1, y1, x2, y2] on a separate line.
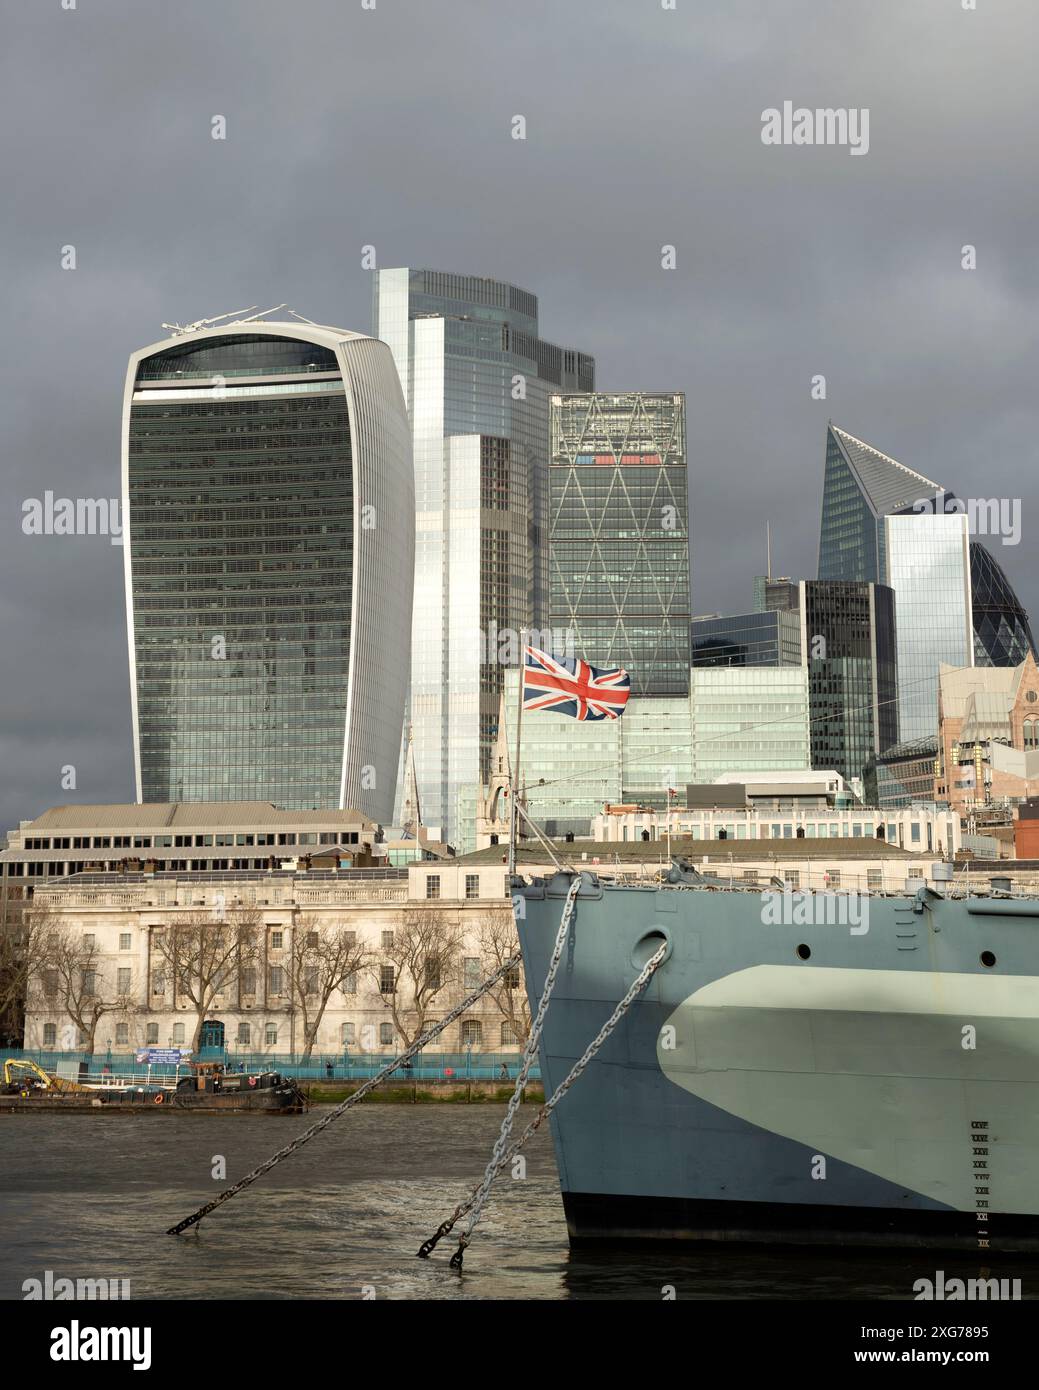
[36, 926, 137, 1056]
[288, 923, 372, 1059]
[0, 899, 50, 1046]
[151, 907, 261, 1053]
[478, 909, 530, 1045]
[373, 911, 465, 1049]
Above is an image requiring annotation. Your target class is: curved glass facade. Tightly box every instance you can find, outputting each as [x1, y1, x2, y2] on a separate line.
[123, 328, 414, 818]
[970, 542, 1037, 667]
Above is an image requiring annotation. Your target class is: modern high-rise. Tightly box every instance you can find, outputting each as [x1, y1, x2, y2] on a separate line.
[690, 667, 811, 783]
[817, 424, 979, 741]
[122, 321, 414, 821]
[970, 542, 1037, 667]
[550, 392, 690, 695]
[691, 610, 802, 668]
[373, 268, 594, 843]
[798, 580, 898, 788]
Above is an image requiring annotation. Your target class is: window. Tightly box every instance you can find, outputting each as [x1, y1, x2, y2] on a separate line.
[265, 1024, 278, 1047]
[43, 1023, 56, 1046]
[146, 1023, 159, 1044]
[461, 1020, 482, 1047]
[463, 958, 481, 990]
[379, 1023, 393, 1046]
[783, 871, 800, 890]
[910, 824, 921, 844]
[242, 966, 256, 995]
[172, 1023, 185, 1044]
[115, 1023, 129, 1045]
[304, 966, 318, 996]
[826, 870, 841, 888]
[341, 972, 357, 995]
[237, 1023, 251, 1045]
[500, 1021, 518, 1045]
[43, 969, 58, 998]
[83, 933, 95, 950]
[380, 964, 395, 994]
[270, 931, 283, 950]
[465, 874, 480, 900]
[81, 969, 96, 997]
[503, 963, 520, 990]
[426, 875, 441, 900]
[306, 931, 319, 948]
[341, 1022, 355, 1045]
[117, 968, 131, 994]
[381, 930, 394, 949]
[119, 933, 132, 951]
[268, 966, 283, 995]
[867, 869, 883, 890]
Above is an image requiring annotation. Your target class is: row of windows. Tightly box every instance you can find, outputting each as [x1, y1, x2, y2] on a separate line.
[23, 831, 360, 851]
[40, 1018, 518, 1048]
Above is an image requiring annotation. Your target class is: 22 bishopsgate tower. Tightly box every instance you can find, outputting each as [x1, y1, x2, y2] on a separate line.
[373, 269, 595, 843]
[122, 322, 414, 822]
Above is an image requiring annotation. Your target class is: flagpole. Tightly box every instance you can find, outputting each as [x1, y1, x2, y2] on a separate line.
[508, 629, 526, 880]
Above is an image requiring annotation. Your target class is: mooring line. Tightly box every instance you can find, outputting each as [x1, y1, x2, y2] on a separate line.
[445, 877, 581, 1269]
[165, 952, 524, 1236]
[419, 940, 667, 1261]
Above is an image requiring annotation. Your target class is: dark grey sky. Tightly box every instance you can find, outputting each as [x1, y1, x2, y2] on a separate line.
[2, 0, 1037, 830]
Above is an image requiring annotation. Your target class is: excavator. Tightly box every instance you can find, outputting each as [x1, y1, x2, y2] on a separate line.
[1, 1059, 91, 1096]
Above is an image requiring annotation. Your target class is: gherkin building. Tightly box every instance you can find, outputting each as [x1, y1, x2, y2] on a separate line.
[971, 541, 1038, 667]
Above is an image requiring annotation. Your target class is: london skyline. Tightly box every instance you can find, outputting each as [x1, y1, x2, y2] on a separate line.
[3, 0, 1039, 830]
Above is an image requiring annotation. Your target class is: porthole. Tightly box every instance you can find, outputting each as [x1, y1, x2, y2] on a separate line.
[796, 943, 811, 961]
[980, 950, 996, 968]
[631, 930, 671, 969]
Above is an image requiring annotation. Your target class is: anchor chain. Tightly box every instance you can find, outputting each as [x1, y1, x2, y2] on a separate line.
[448, 876, 581, 1269]
[419, 939, 667, 1259]
[165, 951, 523, 1236]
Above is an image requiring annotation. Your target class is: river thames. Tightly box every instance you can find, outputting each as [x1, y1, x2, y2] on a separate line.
[2, 1107, 1037, 1301]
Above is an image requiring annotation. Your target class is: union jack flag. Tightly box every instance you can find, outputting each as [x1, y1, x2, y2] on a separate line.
[522, 646, 631, 721]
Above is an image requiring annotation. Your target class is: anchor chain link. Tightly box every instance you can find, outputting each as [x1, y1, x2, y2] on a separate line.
[165, 951, 524, 1236]
[419, 939, 667, 1260]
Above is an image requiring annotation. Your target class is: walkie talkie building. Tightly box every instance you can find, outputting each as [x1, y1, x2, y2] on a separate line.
[121, 322, 414, 820]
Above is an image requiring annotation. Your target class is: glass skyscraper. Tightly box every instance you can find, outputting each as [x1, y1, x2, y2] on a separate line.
[691, 610, 802, 668]
[373, 268, 594, 843]
[799, 580, 898, 787]
[970, 542, 1037, 667]
[122, 322, 413, 820]
[818, 424, 975, 742]
[690, 667, 811, 784]
[550, 392, 690, 695]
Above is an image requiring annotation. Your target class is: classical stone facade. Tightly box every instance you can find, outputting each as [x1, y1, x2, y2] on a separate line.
[24, 862, 520, 1057]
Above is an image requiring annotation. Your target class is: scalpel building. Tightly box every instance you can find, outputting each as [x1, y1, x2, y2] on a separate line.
[122, 322, 414, 821]
[817, 424, 1036, 742]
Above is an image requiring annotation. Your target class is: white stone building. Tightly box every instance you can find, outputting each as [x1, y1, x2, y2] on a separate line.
[24, 861, 518, 1058]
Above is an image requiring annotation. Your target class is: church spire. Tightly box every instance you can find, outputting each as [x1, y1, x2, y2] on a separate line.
[400, 724, 422, 838]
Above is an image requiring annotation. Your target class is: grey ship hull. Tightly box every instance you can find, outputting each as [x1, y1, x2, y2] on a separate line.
[515, 872, 1039, 1251]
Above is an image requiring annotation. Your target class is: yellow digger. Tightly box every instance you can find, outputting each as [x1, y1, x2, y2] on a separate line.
[1, 1059, 91, 1096]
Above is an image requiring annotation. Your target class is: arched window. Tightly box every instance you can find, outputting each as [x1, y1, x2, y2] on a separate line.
[461, 1020, 482, 1047]
[1026, 720, 1039, 750]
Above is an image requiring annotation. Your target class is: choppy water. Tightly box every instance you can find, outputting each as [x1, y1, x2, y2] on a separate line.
[2, 1107, 1037, 1300]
